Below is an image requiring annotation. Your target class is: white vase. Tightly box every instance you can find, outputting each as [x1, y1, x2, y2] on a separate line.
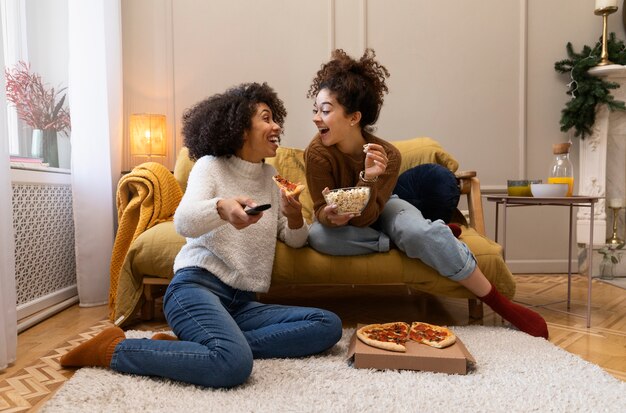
[31, 129, 43, 158]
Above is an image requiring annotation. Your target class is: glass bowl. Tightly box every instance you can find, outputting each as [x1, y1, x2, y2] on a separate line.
[323, 186, 371, 215]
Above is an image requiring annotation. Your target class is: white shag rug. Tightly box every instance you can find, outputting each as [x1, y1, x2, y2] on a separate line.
[42, 326, 625, 413]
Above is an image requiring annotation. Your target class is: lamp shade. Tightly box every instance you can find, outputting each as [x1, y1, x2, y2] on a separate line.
[129, 113, 167, 156]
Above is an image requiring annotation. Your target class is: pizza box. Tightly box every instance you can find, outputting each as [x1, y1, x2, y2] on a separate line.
[347, 324, 476, 375]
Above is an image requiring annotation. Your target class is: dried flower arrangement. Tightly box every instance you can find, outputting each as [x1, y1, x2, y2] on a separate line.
[4, 61, 71, 135]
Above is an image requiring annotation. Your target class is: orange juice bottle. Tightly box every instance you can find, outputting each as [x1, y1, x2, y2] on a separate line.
[548, 143, 574, 196]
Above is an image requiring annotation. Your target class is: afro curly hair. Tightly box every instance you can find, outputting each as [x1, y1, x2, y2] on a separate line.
[307, 49, 390, 130]
[182, 82, 287, 161]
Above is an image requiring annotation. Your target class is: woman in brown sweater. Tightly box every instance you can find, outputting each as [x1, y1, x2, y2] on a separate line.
[304, 49, 548, 339]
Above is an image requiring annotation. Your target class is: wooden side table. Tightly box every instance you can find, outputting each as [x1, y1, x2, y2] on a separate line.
[485, 195, 601, 328]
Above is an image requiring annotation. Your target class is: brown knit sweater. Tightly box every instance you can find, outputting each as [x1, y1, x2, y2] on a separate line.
[304, 132, 401, 227]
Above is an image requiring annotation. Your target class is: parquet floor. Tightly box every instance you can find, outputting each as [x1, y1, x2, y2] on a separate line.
[1, 274, 624, 412]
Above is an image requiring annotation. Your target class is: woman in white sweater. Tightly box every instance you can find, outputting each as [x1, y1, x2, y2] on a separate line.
[60, 83, 343, 388]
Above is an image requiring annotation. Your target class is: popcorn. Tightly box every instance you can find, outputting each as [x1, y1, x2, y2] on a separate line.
[323, 187, 371, 215]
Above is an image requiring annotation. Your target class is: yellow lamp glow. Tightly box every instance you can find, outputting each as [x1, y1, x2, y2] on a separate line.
[129, 113, 167, 157]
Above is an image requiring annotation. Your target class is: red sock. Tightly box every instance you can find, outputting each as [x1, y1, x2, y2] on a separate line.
[448, 223, 462, 238]
[479, 284, 549, 339]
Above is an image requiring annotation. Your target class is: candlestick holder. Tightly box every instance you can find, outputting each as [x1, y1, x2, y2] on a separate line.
[594, 5, 619, 66]
[606, 204, 624, 245]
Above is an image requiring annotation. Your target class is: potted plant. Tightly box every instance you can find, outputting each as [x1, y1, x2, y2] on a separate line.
[4, 61, 71, 167]
[554, 33, 626, 139]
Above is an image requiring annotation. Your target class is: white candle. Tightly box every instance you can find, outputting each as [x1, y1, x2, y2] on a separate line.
[595, 0, 618, 10]
[608, 198, 626, 208]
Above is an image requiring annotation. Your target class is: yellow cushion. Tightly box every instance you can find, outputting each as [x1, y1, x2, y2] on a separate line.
[265, 147, 314, 223]
[392, 137, 459, 174]
[173, 147, 194, 193]
[114, 221, 185, 323]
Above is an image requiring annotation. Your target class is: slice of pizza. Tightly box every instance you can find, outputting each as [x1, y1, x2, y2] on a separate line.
[272, 174, 305, 197]
[409, 321, 456, 349]
[356, 322, 410, 352]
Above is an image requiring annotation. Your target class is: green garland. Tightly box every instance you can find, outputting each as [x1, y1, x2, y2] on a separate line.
[554, 33, 626, 139]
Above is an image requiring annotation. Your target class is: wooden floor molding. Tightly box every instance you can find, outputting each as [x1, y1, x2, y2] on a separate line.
[1, 274, 624, 411]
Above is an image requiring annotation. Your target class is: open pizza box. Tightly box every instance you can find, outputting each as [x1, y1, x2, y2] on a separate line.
[347, 324, 476, 375]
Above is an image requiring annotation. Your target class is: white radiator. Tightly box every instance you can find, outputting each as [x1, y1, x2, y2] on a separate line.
[11, 169, 78, 326]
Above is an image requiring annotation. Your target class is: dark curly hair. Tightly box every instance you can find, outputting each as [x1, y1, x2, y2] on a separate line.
[307, 49, 390, 129]
[182, 82, 287, 160]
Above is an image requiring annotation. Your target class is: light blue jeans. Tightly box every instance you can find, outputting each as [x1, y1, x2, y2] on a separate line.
[308, 196, 476, 281]
[110, 267, 342, 388]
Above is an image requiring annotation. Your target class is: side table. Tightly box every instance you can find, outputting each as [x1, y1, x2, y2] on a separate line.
[485, 195, 601, 328]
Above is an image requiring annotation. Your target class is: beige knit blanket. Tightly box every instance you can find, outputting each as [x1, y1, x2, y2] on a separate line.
[108, 162, 182, 320]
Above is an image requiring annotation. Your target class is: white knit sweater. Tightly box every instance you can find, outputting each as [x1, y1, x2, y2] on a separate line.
[173, 155, 308, 292]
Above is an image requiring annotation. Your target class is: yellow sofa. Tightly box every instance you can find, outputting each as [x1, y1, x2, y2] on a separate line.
[112, 137, 515, 326]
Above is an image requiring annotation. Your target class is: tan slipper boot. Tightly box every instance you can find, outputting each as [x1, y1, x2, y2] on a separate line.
[60, 326, 125, 367]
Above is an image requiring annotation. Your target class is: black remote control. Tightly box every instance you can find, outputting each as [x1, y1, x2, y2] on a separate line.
[245, 203, 271, 215]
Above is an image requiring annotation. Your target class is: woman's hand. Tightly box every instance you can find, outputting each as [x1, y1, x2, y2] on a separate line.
[363, 143, 388, 180]
[321, 187, 355, 226]
[216, 197, 263, 230]
[280, 188, 305, 229]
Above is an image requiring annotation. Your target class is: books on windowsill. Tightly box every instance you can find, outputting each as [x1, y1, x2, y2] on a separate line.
[10, 155, 49, 169]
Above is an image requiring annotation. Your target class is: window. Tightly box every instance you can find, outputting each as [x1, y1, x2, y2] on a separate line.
[2, 0, 71, 171]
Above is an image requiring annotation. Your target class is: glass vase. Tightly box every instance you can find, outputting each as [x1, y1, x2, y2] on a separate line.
[599, 256, 615, 280]
[42, 128, 59, 167]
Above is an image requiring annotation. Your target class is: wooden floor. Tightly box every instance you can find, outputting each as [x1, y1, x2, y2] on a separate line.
[1, 274, 625, 411]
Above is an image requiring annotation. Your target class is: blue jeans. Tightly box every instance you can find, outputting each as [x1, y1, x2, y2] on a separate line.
[110, 267, 342, 388]
[308, 196, 476, 281]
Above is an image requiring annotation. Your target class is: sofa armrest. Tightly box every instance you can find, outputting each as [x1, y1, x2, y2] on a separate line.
[455, 170, 486, 236]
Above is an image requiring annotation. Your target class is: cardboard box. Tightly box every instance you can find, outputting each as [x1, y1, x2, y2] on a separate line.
[347, 325, 475, 375]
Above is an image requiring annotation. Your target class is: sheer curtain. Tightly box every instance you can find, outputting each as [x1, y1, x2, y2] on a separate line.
[68, 0, 123, 306]
[0, 81, 17, 371]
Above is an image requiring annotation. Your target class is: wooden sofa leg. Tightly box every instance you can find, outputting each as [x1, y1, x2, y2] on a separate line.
[468, 298, 484, 320]
[141, 277, 171, 321]
[141, 284, 156, 321]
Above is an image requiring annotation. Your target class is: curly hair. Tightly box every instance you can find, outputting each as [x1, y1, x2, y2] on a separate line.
[182, 82, 287, 161]
[307, 49, 390, 129]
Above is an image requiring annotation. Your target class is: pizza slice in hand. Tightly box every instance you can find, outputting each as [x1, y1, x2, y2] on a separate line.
[272, 174, 305, 197]
[356, 322, 410, 352]
[409, 321, 456, 349]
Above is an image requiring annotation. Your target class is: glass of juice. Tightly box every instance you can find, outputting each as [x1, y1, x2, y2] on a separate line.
[507, 180, 531, 196]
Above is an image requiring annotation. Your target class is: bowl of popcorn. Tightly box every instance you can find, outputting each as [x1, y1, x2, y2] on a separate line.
[323, 186, 371, 215]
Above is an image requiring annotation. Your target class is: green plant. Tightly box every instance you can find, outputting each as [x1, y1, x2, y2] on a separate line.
[554, 33, 626, 139]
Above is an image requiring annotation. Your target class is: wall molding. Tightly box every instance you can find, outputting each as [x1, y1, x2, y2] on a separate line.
[328, 0, 335, 52]
[360, 0, 367, 51]
[518, 0, 528, 180]
[506, 259, 574, 274]
[17, 285, 78, 327]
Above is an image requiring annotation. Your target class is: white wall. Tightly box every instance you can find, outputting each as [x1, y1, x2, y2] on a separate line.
[121, 0, 626, 273]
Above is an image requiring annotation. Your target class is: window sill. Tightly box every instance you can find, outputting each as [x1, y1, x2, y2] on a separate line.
[10, 163, 71, 175]
[11, 166, 71, 185]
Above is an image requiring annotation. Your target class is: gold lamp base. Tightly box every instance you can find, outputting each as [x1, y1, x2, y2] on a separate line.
[595, 6, 619, 66]
[606, 205, 624, 245]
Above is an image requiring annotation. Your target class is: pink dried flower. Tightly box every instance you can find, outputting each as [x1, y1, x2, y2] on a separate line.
[5, 61, 71, 136]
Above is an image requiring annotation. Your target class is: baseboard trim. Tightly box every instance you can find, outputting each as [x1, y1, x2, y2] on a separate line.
[506, 259, 576, 274]
[17, 285, 78, 328]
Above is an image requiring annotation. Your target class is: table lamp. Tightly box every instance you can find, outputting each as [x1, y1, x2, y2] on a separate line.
[129, 113, 167, 159]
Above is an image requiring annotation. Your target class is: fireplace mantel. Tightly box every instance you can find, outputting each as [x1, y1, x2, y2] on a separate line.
[578, 64, 626, 245]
